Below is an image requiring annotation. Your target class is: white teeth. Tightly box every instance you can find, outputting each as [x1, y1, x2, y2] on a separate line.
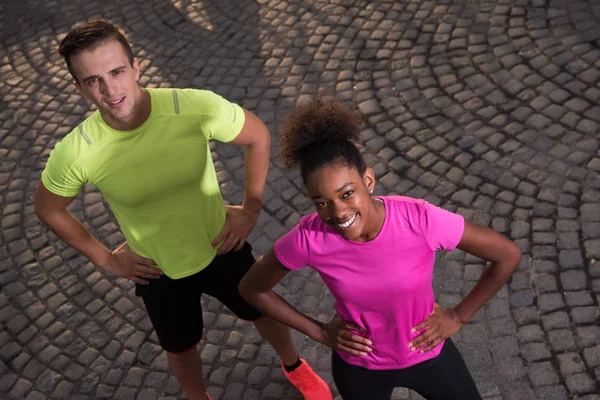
[338, 213, 356, 228]
[109, 98, 123, 105]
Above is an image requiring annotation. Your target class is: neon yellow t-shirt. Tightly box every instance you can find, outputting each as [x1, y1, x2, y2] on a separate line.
[41, 88, 245, 278]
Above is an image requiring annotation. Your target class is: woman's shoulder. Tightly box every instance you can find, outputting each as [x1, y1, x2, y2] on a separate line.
[381, 195, 428, 214]
[297, 212, 327, 232]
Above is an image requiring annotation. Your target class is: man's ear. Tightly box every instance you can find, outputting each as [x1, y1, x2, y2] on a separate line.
[73, 80, 86, 98]
[133, 58, 140, 82]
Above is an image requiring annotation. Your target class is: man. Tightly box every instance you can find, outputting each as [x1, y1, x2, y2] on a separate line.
[34, 19, 332, 400]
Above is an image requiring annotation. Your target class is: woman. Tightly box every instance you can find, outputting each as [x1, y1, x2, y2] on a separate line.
[239, 94, 521, 400]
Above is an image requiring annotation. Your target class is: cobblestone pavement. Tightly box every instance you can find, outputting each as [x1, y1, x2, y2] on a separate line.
[1, 0, 600, 399]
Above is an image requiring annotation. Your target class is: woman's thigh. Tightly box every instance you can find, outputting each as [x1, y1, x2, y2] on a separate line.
[331, 351, 394, 400]
[391, 339, 482, 400]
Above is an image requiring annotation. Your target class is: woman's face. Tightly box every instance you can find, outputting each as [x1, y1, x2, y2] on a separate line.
[306, 163, 380, 242]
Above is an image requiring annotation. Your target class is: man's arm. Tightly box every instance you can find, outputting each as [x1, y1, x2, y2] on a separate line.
[34, 183, 161, 284]
[230, 109, 271, 215]
[211, 108, 271, 254]
[34, 183, 112, 266]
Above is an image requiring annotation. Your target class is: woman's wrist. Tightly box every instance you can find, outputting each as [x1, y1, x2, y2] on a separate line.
[307, 318, 327, 344]
[452, 306, 470, 325]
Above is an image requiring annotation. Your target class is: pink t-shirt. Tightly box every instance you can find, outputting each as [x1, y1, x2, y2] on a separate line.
[274, 196, 465, 370]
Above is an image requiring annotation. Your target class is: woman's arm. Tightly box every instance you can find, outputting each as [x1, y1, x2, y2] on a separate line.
[409, 221, 521, 352]
[239, 250, 373, 356]
[452, 221, 522, 323]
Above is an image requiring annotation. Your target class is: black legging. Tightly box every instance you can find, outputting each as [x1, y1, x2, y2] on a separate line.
[332, 338, 482, 400]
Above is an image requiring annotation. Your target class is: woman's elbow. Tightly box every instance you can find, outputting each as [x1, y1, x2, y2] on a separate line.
[503, 241, 522, 274]
[238, 274, 260, 303]
[238, 278, 251, 301]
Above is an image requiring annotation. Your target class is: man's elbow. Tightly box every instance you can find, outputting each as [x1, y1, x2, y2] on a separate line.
[512, 240, 522, 262]
[253, 117, 270, 148]
[33, 182, 47, 217]
[33, 196, 46, 222]
[251, 128, 270, 151]
[33, 197, 55, 225]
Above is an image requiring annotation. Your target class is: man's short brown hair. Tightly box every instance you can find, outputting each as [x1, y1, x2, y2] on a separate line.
[58, 19, 134, 83]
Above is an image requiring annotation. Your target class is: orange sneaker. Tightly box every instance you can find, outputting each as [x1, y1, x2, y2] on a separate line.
[282, 358, 333, 400]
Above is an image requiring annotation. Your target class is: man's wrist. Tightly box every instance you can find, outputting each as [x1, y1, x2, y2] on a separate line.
[93, 248, 113, 270]
[242, 202, 262, 216]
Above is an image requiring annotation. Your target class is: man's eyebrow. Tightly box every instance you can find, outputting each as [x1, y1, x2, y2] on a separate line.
[81, 66, 126, 83]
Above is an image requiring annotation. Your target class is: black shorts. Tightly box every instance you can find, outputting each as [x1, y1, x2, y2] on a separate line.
[332, 338, 482, 400]
[135, 242, 263, 353]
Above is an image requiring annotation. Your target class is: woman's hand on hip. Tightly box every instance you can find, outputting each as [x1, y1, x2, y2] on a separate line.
[321, 314, 373, 356]
[409, 303, 463, 353]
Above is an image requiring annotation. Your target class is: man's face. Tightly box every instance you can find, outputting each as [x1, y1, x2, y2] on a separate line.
[71, 40, 142, 130]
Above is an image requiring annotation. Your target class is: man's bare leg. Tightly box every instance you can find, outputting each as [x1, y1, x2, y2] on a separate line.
[253, 315, 299, 365]
[166, 347, 209, 400]
[254, 315, 333, 399]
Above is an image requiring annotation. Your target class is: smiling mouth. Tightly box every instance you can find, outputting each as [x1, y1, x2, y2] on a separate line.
[337, 213, 357, 229]
[107, 97, 125, 106]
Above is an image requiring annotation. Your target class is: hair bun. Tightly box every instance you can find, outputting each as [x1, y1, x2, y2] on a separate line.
[279, 92, 363, 169]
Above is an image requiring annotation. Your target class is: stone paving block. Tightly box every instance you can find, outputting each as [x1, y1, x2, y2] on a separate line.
[23, 392, 46, 400]
[571, 306, 598, 324]
[497, 357, 526, 382]
[503, 379, 535, 400]
[115, 387, 138, 400]
[576, 326, 600, 348]
[583, 345, 600, 368]
[549, 330, 577, 352]
[522, 342, 551, 363]
[541, 311, 570, 330]
[50, 381, 74, 399]
[510, 289, 535, 308]
[1, 2, 600, 399]
[528, 361, 560, 387]
[34, 369, 61, 394]
[533, 274, 558, 292]
[561, 270, 589, 291]
[535, 385, 569, 400]
[565, 372, 596, 395]
[517, 324, 544, 343]
[538, 293, 565, 313]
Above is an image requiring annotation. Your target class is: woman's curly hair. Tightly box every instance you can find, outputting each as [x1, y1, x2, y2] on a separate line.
[279, 93, 366, 183]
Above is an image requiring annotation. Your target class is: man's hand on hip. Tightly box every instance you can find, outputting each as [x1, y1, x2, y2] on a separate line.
[212, 205, 259, 255]
[101, 242, 162, 285]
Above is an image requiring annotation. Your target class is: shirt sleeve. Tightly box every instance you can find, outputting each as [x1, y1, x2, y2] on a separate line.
[419, 201, 465, 252]
[40, 137, 86, 197]
[181, 89, 246, 143]
[273, 220, 311, 271]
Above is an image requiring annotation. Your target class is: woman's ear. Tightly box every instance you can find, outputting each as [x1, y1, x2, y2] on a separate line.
[363, 167, 375, 194]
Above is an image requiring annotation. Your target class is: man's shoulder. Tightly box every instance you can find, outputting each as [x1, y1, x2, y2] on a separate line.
[51, 112, 109, 160]
[150, 88, 232, 116]
[150, 87, 218, 102]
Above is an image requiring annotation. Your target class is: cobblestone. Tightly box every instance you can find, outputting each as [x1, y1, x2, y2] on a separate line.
[528, 361, 559, 387]
[1, 0, 599, 398]
[521, 342, 551, 363]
